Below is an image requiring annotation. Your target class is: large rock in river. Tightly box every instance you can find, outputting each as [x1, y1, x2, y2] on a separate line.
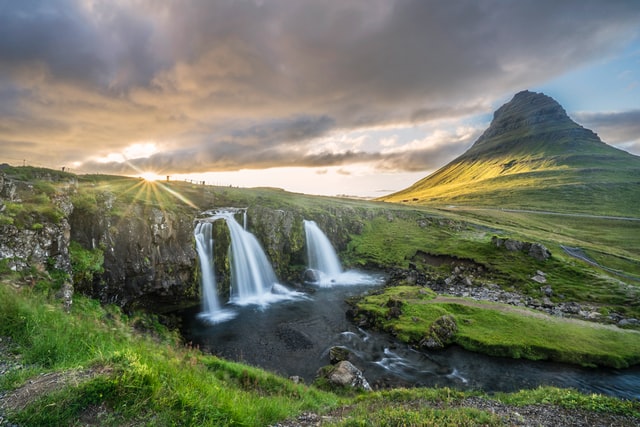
[320, 361, 372, 391]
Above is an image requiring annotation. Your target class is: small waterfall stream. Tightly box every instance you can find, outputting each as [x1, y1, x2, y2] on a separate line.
[304, 220, 343, 279]
[303, 219, 376, 286]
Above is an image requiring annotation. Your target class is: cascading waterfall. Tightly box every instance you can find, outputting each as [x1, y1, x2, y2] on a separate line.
[194, 222, 235, 323]
[194, 209, 300, 321]
[194, 222, 220, 313]
[303, 219, 383, 286]
[223, 213, 279, 304]
[304, 219, 343, 282]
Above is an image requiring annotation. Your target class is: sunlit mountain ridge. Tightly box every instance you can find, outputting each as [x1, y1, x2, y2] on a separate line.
[380, 91, 640, 217]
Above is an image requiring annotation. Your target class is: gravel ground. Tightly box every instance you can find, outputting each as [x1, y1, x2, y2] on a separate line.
[270, 398, 640, 427]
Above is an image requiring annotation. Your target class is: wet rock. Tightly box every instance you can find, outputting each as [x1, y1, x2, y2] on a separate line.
[276, 325, 314, 350]
[302, 269, 320, 283]
[324, 361, 371, 391]
[329, 346, 351, 364]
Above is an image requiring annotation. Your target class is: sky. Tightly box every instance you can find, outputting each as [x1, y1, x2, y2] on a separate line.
[1, 0, 639, 198]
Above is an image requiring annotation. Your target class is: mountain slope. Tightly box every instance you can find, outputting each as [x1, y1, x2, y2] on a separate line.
[380, 91, 640, 216]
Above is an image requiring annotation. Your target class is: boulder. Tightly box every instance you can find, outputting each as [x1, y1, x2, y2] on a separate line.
[325, 361, 371, 391]
[302, 268, 321, 283]
[529, 243, 551, 261]
[420, 314, 457, 350]
[492, 236, 551, 261]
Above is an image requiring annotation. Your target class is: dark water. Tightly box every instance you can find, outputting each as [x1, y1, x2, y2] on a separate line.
[180, 282, 640, 400]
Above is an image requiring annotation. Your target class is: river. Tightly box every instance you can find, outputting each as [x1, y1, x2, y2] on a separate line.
[180, 280, 640, 400]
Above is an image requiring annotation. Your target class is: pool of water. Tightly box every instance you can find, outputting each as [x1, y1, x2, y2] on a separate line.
[180, 282, 640, 400]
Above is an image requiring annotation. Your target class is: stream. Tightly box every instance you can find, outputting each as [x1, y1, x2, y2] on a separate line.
[180, 281, 640, 400]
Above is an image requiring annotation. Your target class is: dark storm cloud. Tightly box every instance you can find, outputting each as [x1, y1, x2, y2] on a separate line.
[1, 0, 640, 172]
[575, 110, 640, 155]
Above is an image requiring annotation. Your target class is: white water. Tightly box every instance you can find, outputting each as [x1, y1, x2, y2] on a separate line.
[194, 211, 303, 321]
[304, 219, 382, 287]
[304, 219, 342, 279]
[224, 213, 284, 306]
[193, 222, 235, 323]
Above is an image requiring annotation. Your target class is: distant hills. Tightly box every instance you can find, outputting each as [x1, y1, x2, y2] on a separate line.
[380, 91, 640, 217]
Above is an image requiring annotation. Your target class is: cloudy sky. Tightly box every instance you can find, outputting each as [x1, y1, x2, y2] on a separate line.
[1, 0, 639, 197]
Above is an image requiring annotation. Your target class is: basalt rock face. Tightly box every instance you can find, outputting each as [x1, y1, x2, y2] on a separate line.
[248, 204, 371, 282]
[69, 195, 198, 310]
[0, 170, 74, 274]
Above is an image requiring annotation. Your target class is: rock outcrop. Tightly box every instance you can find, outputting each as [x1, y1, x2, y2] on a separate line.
[1, 169, 386, 311]
[420, 315, 458, 350]
[0, 170, 74, 274]
[69, 198, 198, 309]
[492, 236, 551, 261]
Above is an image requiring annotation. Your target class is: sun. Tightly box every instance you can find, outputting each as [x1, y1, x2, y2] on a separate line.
[140, 171, 161, 182]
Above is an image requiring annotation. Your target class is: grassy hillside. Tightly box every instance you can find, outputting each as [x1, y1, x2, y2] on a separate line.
[380, 91, 640, 217]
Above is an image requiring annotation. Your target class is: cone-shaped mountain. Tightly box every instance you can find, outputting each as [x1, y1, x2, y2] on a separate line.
[380, 90, 640, 216]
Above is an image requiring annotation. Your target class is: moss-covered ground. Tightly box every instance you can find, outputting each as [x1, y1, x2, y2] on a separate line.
[352, 286, 640, 368]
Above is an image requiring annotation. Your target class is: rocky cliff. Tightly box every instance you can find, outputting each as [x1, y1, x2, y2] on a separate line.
[0, 169, 386, 311]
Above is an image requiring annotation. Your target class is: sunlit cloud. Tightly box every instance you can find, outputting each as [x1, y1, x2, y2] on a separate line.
[1, 0, 639, 195]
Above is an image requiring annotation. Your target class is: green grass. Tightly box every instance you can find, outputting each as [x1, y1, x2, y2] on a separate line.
[0, 281, 341, 426]
[332, 388, 502, 426]
[1, 256, 638, 425]
[344, 209, 640, 320]
[496, 386, 640, 417]
[353, 286, 640, 368]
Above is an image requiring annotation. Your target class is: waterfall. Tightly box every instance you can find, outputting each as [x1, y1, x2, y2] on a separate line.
[194, 222, 220, 313]
[194, 209, 297, 318]
[304, 220, 343, 281]
[223, 213, 279, 304]
[194, 222, 234, 323]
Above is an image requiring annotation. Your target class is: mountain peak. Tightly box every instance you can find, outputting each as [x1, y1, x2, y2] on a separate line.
[380, 90, 640, 216]
[465, 90, 598, 157]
